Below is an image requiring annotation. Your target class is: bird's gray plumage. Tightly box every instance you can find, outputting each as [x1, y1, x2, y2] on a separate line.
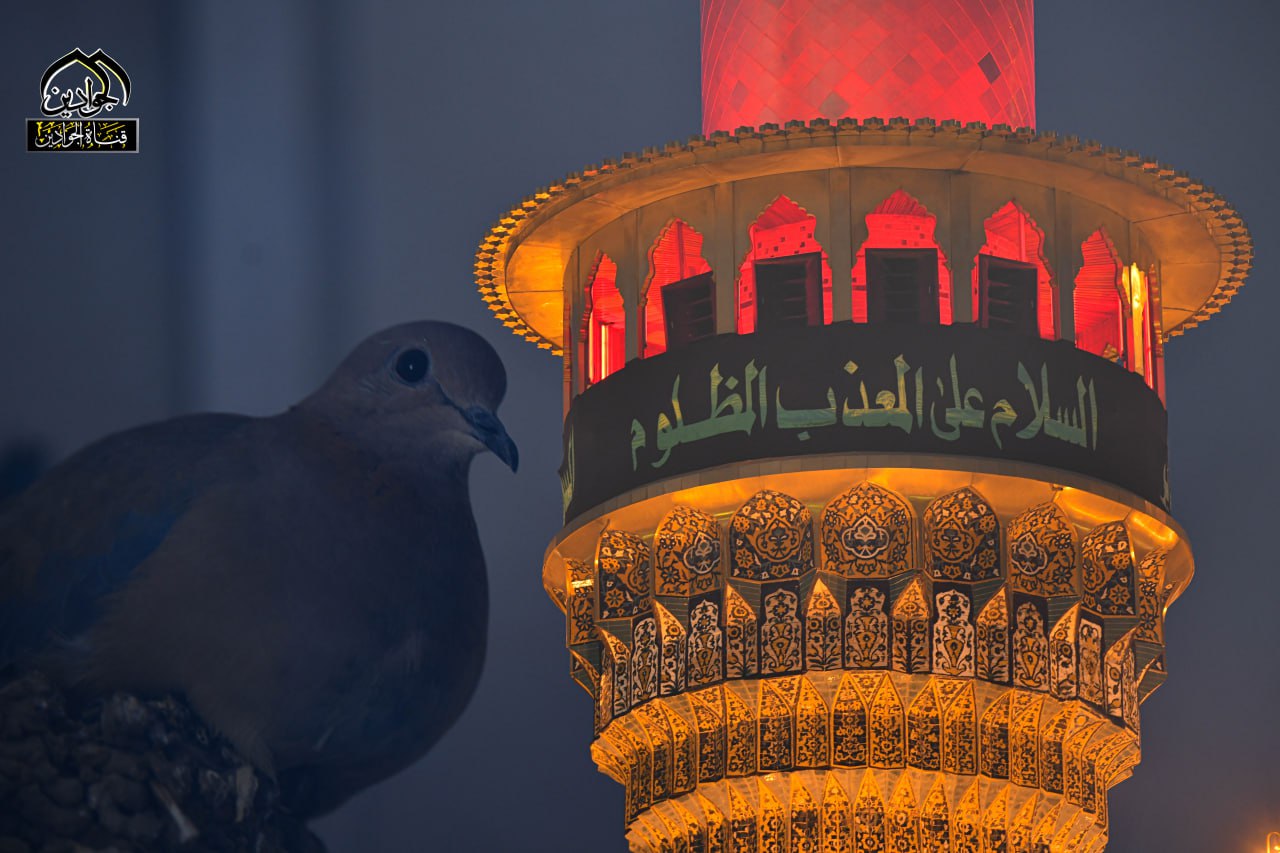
[0, 320, 516, 817]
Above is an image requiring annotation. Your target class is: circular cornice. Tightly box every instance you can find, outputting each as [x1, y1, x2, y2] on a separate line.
[475, 117, 1251, 355]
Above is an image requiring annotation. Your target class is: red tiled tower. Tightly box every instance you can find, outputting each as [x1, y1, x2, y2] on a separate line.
[701, 0, 1035, 134]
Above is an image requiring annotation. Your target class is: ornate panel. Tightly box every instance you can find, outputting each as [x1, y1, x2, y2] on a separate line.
[728, 784, 758, 852]
[760, 583, 805, 675]
[980, 690, 1012, 779]
[1012, 599, 1049, 691]
[980, 786, 1009, 851]
[760, 677, 798, 770]
[954, 781, 982, 853]
[805, 579, 843, 671]
[689, 596, 725, 687]
[791, 776, 820, 852]
[821, 774, 853, 853]
[726, 585, 760, 678]
[1032, 801, 1062, 851]
[672, 802, 707, 852]
[731, 490, 815, 581]
[822, 482, 913, 578]
[1008, 503, 1077, 596]
[833, 673, 870, 767]
[633, 615, 661, 706]
[847, 584, 891, 669]
[601, 630, 632, 719]
[870, 677, 906, 768]
[1135, 549, 1169, 644]
[924, 487, 1001, 582]
[657, 603, 689, 697]
[796, 676, 832, 768]
[760, 780, 786, 853]
[726, 686, 759, 777]
[920, 776, 952, 851]
[1009, 793, 1040, 853]
[1104, 631, 1139, 732]
[566, 558, 597, 645]
[933, 588, 976, 677]
[977, 589, 1011, 684]
[661, 702, 698, 796]
[598, 530, 652, 619]
[907, 680, 942, 770]
[887, 775, 919, 853]
[892, 580, 930, 674]
[1077, 617, 1104, 706]
[699, 793, 728, 853]
[1049, 606, 1079, 701]
[655, 506, 724, 597]
[941, 680, 978, 776]
[634, 702, 675, 802]
[1009, 691, 1044, 788]
[854, 771, 887, 853]
[689, 687, 727, 783]
[1081, 522, 1137, 617]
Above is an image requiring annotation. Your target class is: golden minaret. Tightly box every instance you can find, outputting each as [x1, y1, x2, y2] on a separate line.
[474, 1, 1251, 848]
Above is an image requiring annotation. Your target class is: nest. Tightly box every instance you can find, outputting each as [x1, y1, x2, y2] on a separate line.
[0, 672, 325, 853]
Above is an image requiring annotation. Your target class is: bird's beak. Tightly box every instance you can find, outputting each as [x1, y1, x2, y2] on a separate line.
[463, 406, 519, 472]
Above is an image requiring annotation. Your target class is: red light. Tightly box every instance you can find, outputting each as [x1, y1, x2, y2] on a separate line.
[644, 221, 713, 357]
[974, 201, 1056, 338]
[851, 191, 952, 324]
[702, 0, 1035, 134]
[1073, 230, 1124, 362]
[736, 196, 832, 334]
[585, 255, 624, 385]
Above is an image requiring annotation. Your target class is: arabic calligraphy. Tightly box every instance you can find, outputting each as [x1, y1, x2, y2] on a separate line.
[29, 120, 132, 151]
[38, 48, 131, 119]
[631, 353, 1100, 471]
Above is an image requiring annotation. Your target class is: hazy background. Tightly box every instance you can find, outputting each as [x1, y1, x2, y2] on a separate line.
[2, 2, 1277, 850]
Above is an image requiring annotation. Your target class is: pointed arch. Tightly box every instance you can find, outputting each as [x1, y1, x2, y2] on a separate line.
[907, 680, 942, 770]
[583, 253, 625, 385]
[852, 190, 953, 324]
[804, 578, 843, 670]
[973, 200, 1056, 338]
[795, 677, 831, 767]
[643, 219, 714, 357]
[821, 481, 914, 578]
[892, 578, 931, 674]
[735, 195, 833, 333]
[654, 603, 687, 697]
[1073, 228, 1125, 361]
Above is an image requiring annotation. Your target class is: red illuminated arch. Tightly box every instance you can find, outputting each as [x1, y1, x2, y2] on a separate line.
[736, 196, 832, 334]
[1073, 229, 1125, 363]
[973, 201, 1056, 339]
[851, 191, 952, 324]
[643, 220, 713, 357]
[583, 254, 624, 386]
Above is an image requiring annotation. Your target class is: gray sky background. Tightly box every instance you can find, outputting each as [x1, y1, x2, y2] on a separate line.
[2, 2, 1277, 850]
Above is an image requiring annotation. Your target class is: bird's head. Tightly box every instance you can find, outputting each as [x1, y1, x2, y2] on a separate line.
[299, 321, 518, 474]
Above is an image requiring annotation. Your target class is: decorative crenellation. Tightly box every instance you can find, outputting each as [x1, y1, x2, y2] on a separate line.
[552, 480, 1175, 849]
[564, 484, 1171, 728]
[596, 675, 1138, 851]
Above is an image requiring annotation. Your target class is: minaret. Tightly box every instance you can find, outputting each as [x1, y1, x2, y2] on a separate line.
[475, 1, 1251, 849]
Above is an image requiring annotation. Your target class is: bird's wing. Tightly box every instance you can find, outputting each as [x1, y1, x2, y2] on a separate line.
[0, 413, 252, 669]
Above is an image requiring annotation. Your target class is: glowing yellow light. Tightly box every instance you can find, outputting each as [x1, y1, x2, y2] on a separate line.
[1126, 263, 1147, 377]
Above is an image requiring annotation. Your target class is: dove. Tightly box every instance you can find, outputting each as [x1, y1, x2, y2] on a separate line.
[0, 320, 517, 818]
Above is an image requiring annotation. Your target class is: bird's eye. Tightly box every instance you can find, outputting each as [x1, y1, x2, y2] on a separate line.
[394, 348, 431, 384]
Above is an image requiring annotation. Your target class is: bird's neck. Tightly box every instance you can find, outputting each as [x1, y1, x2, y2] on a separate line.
[275, 406, 475, 501]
